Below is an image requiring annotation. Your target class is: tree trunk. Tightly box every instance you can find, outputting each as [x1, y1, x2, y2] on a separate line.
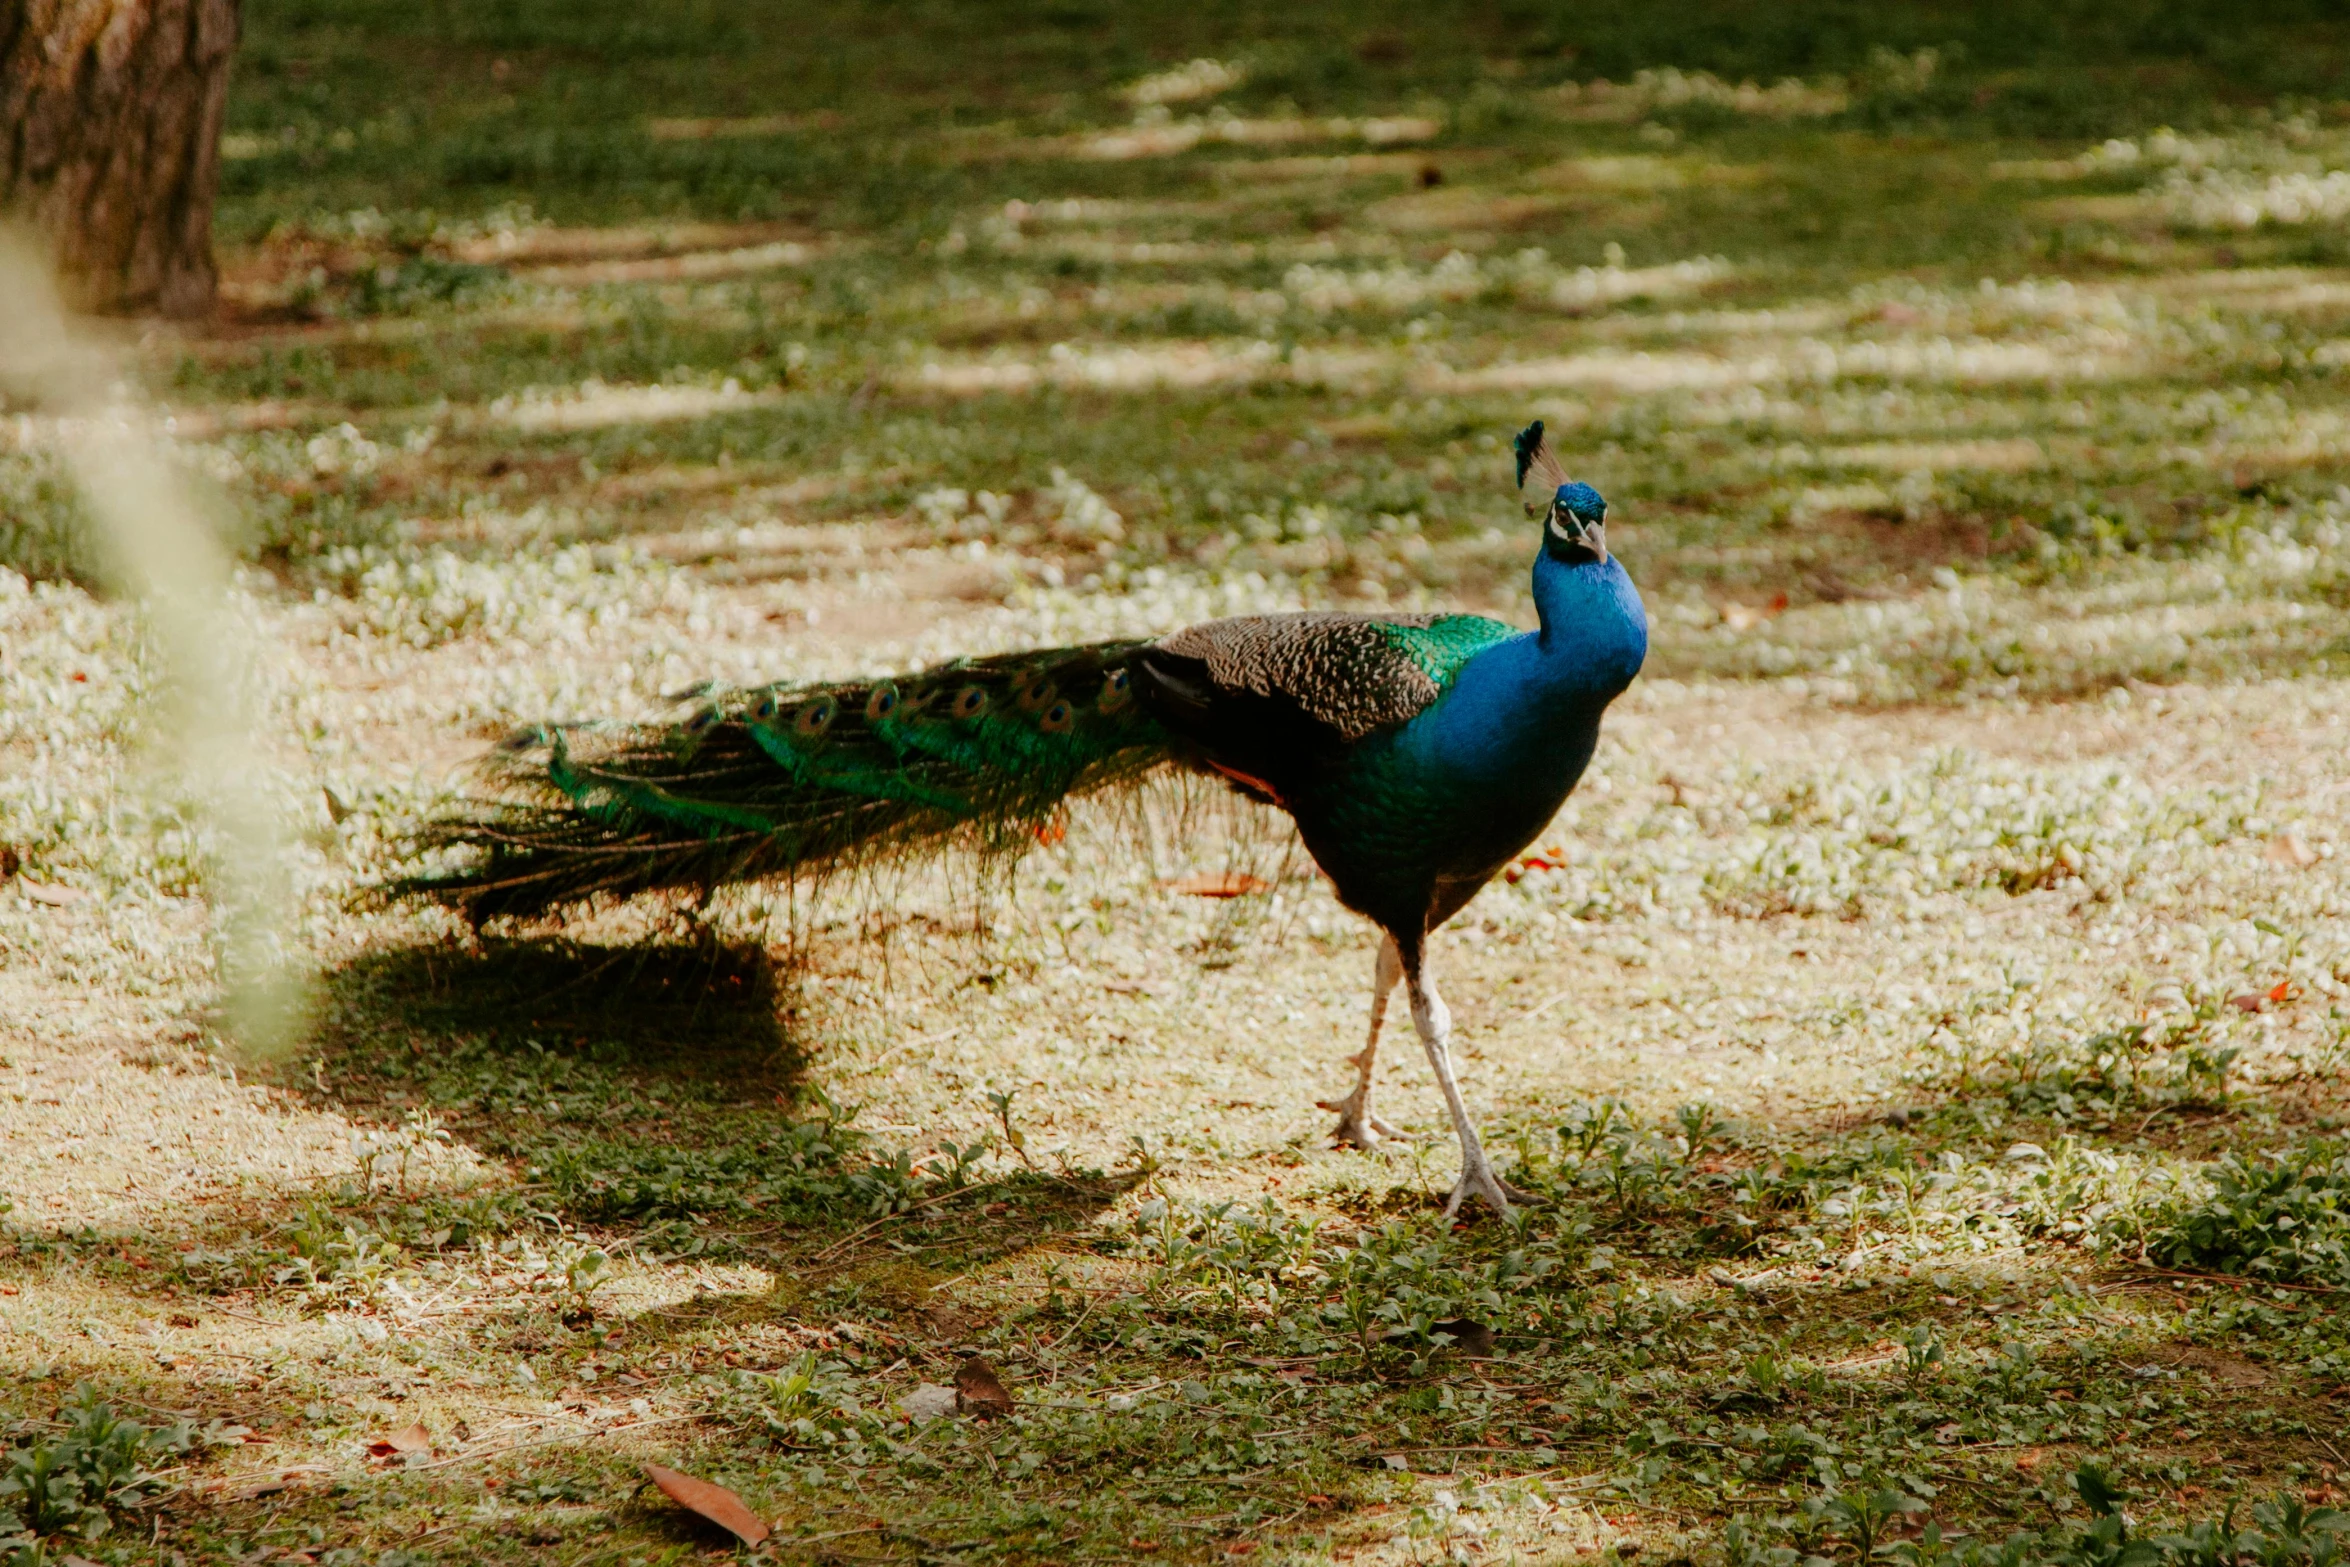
[0, 0, 238, 318]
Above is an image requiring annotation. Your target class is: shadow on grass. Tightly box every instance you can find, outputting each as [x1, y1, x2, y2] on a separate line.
[314, 932, 803, 1084]
[296, 931, 1145, 1284]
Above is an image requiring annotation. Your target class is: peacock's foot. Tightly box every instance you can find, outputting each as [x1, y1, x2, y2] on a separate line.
[1441, 1162, 1546, 1221]
[1316, 1093, 1414, 1150]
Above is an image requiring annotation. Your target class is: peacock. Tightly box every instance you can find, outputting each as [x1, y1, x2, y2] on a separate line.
[399, 420, 1647, 1217]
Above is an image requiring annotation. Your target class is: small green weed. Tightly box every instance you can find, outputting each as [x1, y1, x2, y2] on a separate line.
[2142, 1139, 2350, 1288]
[0, 1386, 200, 1552]
[535, 1113, 927, 1227]
[1969, 1018, 2243, 1129]
[708, 1351, 872, 1448]
[1875, 1464, 2350, 1567]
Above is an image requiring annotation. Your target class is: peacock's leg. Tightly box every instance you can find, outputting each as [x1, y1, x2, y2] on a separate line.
[1402, 951, 1538, 1219]
[1317, 934, 1415, 1148]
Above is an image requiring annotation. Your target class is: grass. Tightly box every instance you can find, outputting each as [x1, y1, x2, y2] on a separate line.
[4, 0, 2350, 1562]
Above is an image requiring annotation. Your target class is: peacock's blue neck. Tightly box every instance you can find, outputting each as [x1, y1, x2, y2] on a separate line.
[1400, 550, 1647, 781]
[1531, 550, 1647, 688]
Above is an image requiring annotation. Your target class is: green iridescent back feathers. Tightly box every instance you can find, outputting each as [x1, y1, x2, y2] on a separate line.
[398, 611, 1520, 920]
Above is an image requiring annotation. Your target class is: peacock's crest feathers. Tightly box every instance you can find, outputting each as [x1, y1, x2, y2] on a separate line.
[1513, 419, 1571, 501]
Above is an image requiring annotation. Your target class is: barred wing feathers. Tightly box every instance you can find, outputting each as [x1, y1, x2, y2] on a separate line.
[1136, 611, 1518, 801]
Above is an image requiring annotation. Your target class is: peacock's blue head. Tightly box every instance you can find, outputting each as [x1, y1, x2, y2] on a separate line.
[1544, 481, 1607, 566]
[1513, 419, 1609, 567]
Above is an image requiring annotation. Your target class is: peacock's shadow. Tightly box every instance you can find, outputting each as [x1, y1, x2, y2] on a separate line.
[316, 933, 803, 1093]
[309, 934, 1138, 1280]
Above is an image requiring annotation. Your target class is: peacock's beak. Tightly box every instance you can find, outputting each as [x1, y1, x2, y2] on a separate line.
[1546, 503, 1607, 564]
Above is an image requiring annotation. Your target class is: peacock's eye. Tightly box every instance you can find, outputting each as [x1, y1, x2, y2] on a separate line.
[753, 694, 778, 721]
[1016, 678, 1056, 712]
[684, 707, 718, 733]
[950, 686, 988, 720]
[795, 698, 837, 736]
[865, 684, 899, 721]
[1099, 667, 1131, 711]
[1039, 701, 1074, 733]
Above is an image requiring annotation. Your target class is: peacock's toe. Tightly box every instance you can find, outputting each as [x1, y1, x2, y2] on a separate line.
[1441, 1163, 1547, 1220]
[1318, 1096, 1415, 1150]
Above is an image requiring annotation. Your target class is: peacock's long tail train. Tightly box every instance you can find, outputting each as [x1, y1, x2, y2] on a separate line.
[394, 638, 1175, 919]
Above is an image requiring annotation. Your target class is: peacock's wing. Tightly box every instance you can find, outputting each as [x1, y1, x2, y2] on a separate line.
[1134, 611, 1518, 800]
[394, 639, 1171, 918]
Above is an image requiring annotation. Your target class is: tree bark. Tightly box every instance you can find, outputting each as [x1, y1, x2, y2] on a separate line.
[1, 0, 238, 318]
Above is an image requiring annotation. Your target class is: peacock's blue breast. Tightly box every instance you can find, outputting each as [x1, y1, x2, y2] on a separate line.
[1287, 557, 1646, 930]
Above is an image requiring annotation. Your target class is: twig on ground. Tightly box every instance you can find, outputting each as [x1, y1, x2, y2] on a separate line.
[1516, 988, 1578, 1026]
[402, 1413, 704, 1473]
[2115, 1266, 2343, 1295]
[1368, 1444, 1611, 1467]
[113, 1396, 200, 1421]
[1043, 1292, 1096, 1350]
[207, 1306, 290, 1327]
[861, 1029, 954, 1073]
[778, 1524, 894, 1547]
[814, 1185, 999, 1261]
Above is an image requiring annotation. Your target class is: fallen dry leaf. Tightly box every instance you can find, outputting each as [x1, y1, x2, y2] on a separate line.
[366, 1422, 430, 1458]
[1503, 846, 1568, 883]
[18, 879, 87, 906]
[2226, 985, 2293, 1014]
[2266, 834, 2318, 868]
[1163, 872, 1271, 898]
[642, 1463, 769, 1546]
[954, 1355, 1016, 1416]
[204, 1463, 331, 1501]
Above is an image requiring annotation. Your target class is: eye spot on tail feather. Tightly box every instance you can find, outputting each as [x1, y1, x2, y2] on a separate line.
[795, 698, 837, 736]
[950, 686, 989, 720]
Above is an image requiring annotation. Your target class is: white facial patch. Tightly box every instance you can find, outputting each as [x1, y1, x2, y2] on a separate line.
[1548, 510, 1604, 555]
